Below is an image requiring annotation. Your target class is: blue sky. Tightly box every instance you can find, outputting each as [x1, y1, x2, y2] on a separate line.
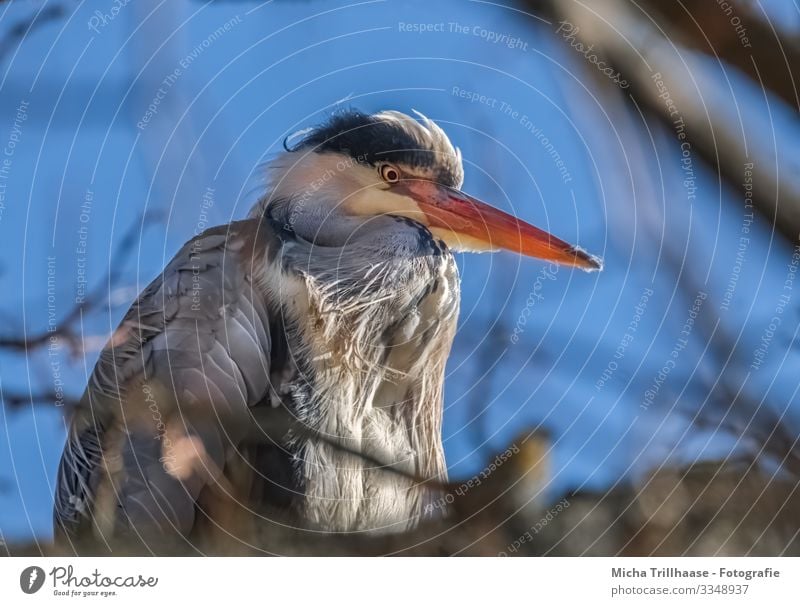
[1, 0, 798, 543]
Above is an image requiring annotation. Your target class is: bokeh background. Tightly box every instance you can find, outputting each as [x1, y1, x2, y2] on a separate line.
[1, 0, 799, 550]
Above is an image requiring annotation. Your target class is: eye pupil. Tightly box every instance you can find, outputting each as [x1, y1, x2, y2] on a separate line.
[382, 165, 399, 183]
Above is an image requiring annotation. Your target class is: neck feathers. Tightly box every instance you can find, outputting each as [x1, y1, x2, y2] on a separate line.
[258, 232, 459, 531]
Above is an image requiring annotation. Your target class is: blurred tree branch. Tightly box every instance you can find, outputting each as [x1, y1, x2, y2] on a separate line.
[0, 210, 163, 410]
[639, 0, 800, 111]
[7, 430, 800, 555]
[520, 0, 800, 242]
[0, 2, 66, 64]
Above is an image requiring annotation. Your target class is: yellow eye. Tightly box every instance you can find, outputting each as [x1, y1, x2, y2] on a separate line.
[379, 164, 401, 184]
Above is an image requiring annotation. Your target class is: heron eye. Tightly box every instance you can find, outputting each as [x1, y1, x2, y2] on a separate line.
[380, 164, 401, 184]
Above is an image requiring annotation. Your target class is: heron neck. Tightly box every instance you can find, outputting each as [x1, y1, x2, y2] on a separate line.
[256, 225, 459, 532]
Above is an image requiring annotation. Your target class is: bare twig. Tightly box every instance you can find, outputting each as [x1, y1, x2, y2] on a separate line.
[0, 210, 163, 358]
[0, 389, 78, 410]
[0, 3, 67, 64]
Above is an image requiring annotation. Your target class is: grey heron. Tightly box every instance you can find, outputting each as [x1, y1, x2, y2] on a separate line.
[54, 110, 601, 543]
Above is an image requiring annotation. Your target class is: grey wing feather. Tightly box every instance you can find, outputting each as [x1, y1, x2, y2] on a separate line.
[54, 220, 274, 537]
[54, 419, 105, 537]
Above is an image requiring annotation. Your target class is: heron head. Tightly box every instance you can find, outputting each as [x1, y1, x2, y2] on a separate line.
[263, 110, 601, 271]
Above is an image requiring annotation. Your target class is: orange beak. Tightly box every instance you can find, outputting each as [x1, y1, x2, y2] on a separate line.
[398, 180, 602, 271]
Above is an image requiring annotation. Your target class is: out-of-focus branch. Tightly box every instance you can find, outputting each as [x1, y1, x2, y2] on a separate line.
[0, 210, 163, 357]
[525, 0, 800, 109]
[0, 389, 79, 411]
[0, 3, 66, 64]
[0, 211, 163, 411]
[637, 0, 800, 111]
[694, 384, 800, 479]
[7, 431, 800, 555]
[521, 0, 800, 242]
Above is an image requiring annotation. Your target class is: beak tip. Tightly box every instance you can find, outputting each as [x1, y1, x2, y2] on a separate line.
[570, 246, 604, 272]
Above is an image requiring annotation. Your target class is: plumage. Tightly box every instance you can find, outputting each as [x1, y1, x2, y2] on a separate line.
[56, 221, 274, 539]
[54, 109, 600, 543]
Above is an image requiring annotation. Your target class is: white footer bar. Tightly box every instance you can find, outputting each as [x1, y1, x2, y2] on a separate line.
[1, 557, 795, 604]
